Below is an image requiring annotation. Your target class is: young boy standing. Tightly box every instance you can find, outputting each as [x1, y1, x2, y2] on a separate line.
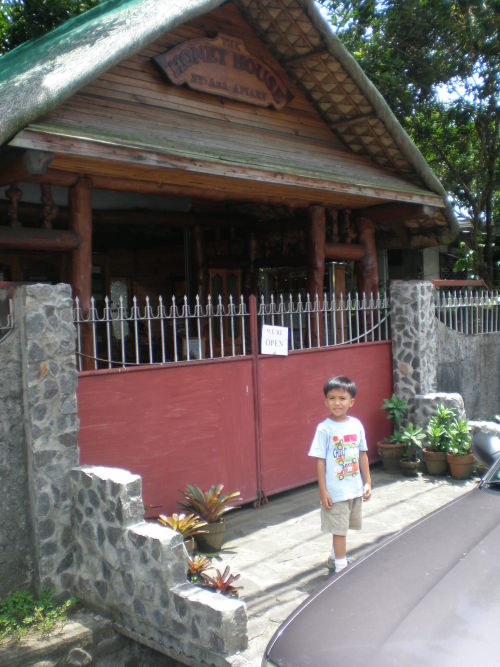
[308, 375, 371, 572]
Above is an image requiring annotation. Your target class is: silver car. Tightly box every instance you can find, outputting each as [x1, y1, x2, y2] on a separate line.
[262, 432, 500, 667]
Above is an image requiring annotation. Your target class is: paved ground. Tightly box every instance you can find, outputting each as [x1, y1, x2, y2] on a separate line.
[216, 466, 479, 667]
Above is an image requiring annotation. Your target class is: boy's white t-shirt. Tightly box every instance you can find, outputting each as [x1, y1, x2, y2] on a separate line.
[308, 416, 367, 503]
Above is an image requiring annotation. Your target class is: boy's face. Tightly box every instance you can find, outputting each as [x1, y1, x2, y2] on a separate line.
[325, 387, 355, 422]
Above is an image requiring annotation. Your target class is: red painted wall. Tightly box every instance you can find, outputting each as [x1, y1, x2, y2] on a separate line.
[77, 342, 392, 514]
[77, 358, 258, 514]
[258, 342, 393, 496]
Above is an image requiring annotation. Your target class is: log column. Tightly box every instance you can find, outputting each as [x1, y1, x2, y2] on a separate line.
[307, 205, 326, 345]
[357, 217, 379, 296]
[70, 177, 93, 368]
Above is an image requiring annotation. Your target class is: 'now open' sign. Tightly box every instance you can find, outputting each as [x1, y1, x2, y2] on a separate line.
[261, 324, 288, 356]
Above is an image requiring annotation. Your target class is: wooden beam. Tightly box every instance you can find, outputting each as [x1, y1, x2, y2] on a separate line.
[325, 242, 364, 261]
[0, 149, 54, 185]
[0, 227, 79, 251]
[356, 203, 435, 225]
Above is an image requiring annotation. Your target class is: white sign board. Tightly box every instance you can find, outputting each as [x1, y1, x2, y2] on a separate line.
[261, 324, 289, 356]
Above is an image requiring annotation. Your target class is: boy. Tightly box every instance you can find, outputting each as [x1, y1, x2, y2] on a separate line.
[308, 375, 371, 572]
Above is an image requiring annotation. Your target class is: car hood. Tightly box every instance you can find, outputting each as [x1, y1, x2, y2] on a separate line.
[265, 487, 500, 667]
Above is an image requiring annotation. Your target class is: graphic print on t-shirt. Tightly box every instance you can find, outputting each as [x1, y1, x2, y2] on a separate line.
[332, 434, 360, 480]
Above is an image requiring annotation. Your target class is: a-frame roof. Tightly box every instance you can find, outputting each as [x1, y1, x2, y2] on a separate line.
[0, 0, 457, 238]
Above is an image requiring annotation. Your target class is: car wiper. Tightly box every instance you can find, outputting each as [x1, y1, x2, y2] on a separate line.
[479, 478, 500, 488]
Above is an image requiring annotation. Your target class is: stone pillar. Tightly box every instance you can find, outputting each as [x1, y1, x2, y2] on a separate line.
[390, 281, 437, 400]
[15, 283, 79, 593]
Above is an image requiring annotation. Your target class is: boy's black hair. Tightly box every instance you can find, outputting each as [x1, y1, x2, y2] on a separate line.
[323, 375, 357, 398]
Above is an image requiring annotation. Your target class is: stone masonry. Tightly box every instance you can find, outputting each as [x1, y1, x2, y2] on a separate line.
[390, 280, 437, 400]
[1, 283, 248, 667]
[70, 466, 247, 667]
[11, 283, 79, 594]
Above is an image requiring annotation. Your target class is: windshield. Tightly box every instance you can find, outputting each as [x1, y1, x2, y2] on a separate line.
[481, 457, 500, 488]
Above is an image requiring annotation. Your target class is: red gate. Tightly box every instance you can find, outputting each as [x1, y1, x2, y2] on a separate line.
[77, 341, 392, 513]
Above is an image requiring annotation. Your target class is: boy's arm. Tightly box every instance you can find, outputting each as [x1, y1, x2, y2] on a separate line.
[359, 451, 371, 500]
[316, 458, 333, 509]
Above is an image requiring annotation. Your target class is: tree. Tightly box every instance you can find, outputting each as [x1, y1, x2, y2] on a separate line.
[319, 0, 499, 287]
[0, 0, 98, 54]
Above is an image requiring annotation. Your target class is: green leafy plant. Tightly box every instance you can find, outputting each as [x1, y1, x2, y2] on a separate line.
[400, 423, 425, 461]
[447, 419, 472, 457]
[0, 588, 76, 642]
[381, 394, 408, 443]
[201, 566, 241, 597]
[178, 484, 241, 523]
[157, 512, 208, 539]
[187, 554, 212, 584]
[425, 404, 457, 452]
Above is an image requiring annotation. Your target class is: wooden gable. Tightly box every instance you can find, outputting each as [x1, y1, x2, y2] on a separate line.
[9, 3, 442, 210]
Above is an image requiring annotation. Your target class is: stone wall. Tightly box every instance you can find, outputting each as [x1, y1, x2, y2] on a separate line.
[0, 290, 33, 597]
[0, 283, 248, 667]
[70, 466, 247, 667]
[15, 283, 80, 594]
[436, 320, 500, 420]
[389, 280, 499, 422]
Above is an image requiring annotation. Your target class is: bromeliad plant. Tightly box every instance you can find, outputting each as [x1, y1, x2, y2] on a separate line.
[157, 512, 208, 539]
[187, 554, 212, 584]
[178, 484, 241, 523]
[201, 566, 241, 597]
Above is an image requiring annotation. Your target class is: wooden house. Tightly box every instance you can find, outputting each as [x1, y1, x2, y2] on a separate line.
[0, 0, 457, 309]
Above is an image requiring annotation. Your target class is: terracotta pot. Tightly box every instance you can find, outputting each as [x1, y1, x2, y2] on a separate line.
[195, 519, 226, 552]
[377, 440, 405, 473]
[400, 458, 420, 477]
[446, 452, 474, 479]
[423, 449, 448, 476]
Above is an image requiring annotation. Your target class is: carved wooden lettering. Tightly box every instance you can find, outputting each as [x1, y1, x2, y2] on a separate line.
[153, 33, 293, 109]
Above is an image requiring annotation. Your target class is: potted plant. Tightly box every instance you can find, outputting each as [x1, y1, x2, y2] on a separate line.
[446, 418, 474, 479]
[178, 484, 241, 552]
[378, 394, 408, 472]
[422, 404, 456, 475]
[157, 512, 208, 554]
[399, 422, 425, 477]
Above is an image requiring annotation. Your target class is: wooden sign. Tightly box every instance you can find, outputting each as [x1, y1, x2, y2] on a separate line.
[154, 33, 293, 110]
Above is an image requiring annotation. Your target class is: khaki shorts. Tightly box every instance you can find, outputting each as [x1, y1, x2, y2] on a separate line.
[320, 497, 362, 536]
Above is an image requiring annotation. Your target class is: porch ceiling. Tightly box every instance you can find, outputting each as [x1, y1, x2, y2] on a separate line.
[10, 125, 445, 211]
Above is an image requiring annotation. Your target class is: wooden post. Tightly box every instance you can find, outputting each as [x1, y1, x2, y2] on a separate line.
[192, 225, 206, 303]
[70, 177, 93, 369]
[357, 217, 379, 297]
[307, 205, 326, 345]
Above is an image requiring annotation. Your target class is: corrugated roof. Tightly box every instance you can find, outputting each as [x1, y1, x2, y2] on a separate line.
[0, 0, 457, 236]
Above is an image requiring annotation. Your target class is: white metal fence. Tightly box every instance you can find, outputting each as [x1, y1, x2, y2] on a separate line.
[0, 298, 14, 344]
[435, 290, 500, 334]
[73, 291, 390, 370]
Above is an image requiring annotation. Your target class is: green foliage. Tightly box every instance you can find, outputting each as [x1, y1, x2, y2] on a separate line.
[400, 422, 425, 461]
[201, 565, 241, 597]
[178, 484, 241, 523]
[319, 0, 499, 287]
[425, 403, 457, 452]
[381, 394, 408, 435]
[447, 418, 472, 457]
[0, 588, 76, 642]
[0, 0, 99, 54]
[158, 512, 208, 539]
